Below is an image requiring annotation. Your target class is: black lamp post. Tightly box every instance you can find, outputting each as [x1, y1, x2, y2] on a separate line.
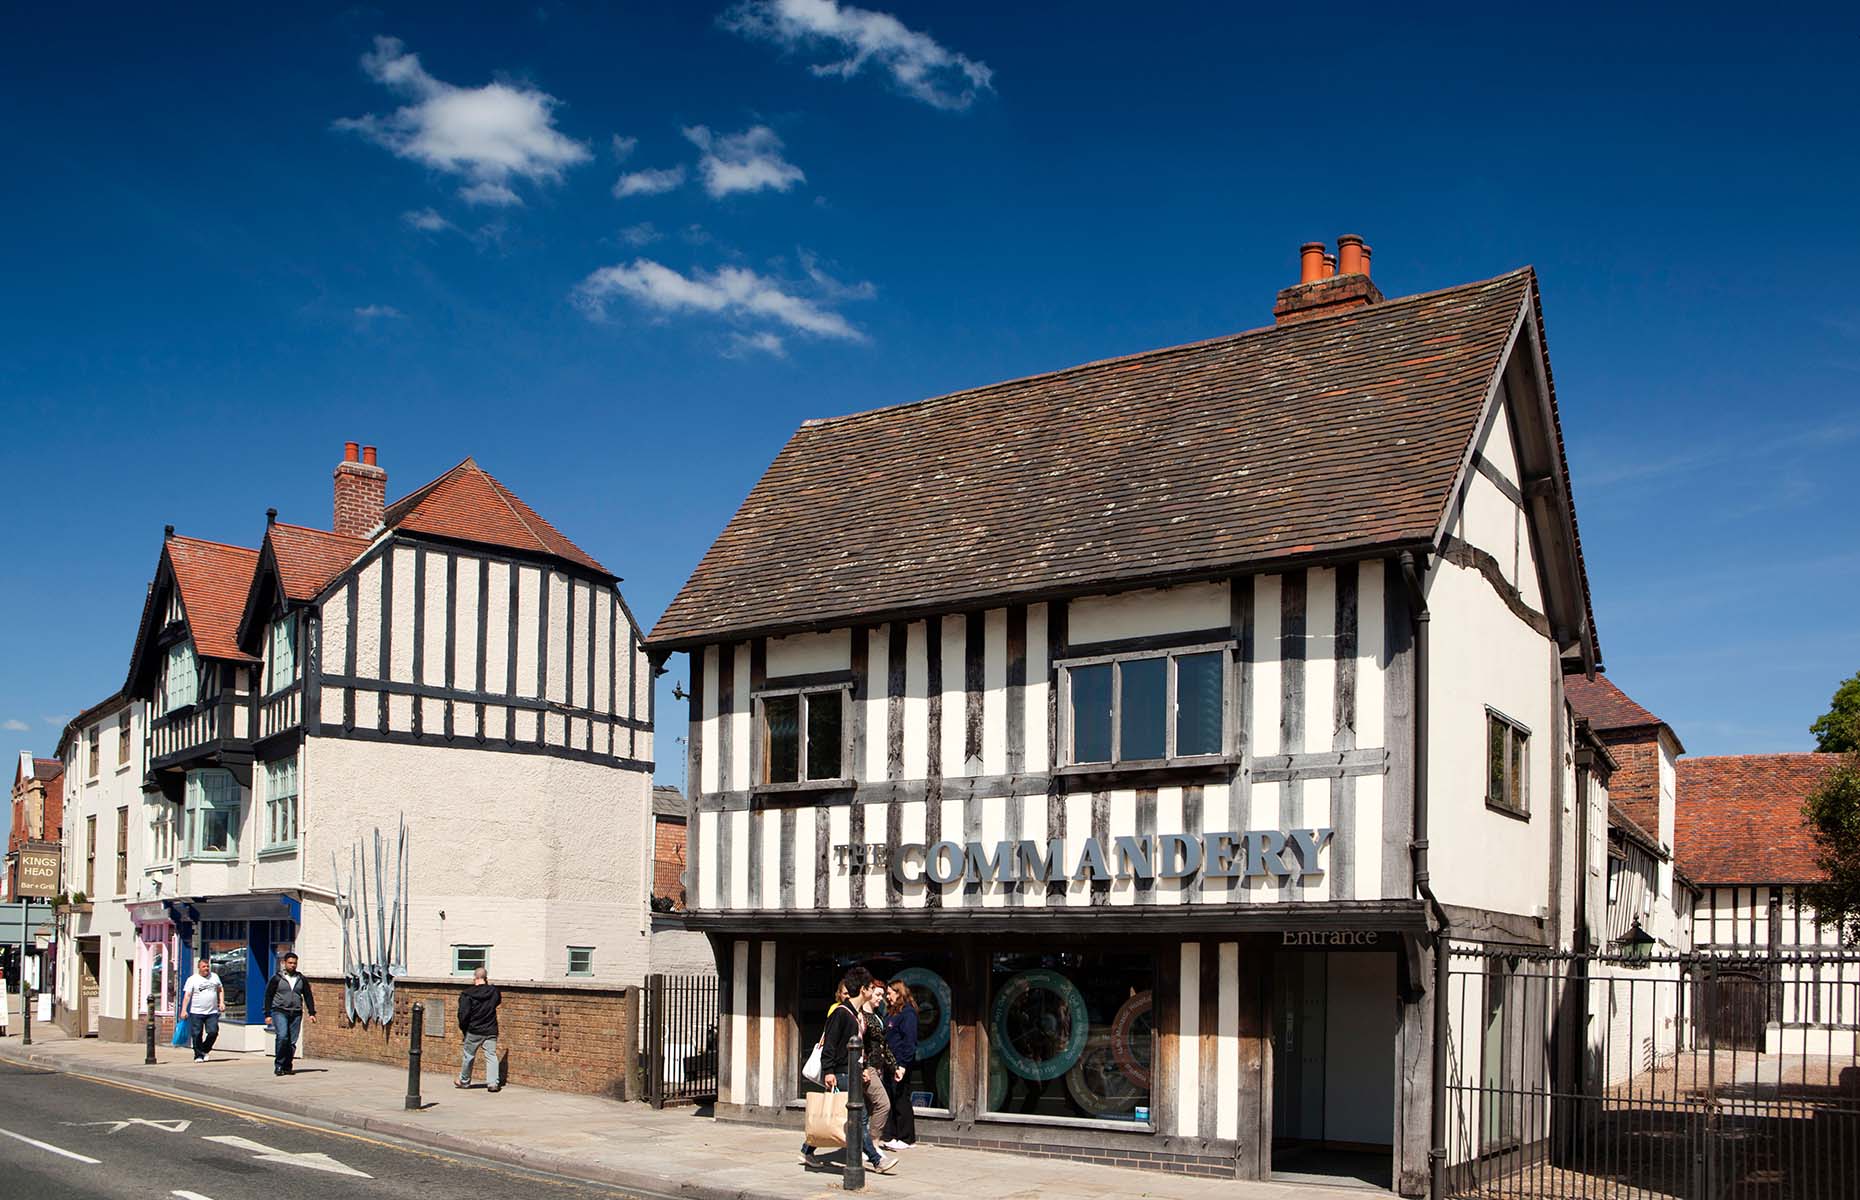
[1617, 918, 1657, 967]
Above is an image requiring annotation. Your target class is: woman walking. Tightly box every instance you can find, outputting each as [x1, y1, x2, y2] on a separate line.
[880, 978, 919, 1150]
[801, 967, 895, 1174]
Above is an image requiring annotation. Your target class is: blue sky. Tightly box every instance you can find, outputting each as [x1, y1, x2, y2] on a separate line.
[4, 2, 1857, 785]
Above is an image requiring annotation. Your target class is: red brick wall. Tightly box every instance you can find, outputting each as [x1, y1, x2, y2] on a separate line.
[303, 975, 639, 1098]
[653, 817, 687, 909]
[1603, 731, 1662, 838]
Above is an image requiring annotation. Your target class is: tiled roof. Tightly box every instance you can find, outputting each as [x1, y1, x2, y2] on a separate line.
[1674, 753, 1845, 885]
[384, 458, 609, 577]
[166, 536, 261, 661]
[268, 522, 368, 600]
[652, 784, 687, 819]
[32, 758, 63, 782]
[1608, 801, 1664, 859]
[651, 269, 1540, 647]
[1566, 673, 1666, 735]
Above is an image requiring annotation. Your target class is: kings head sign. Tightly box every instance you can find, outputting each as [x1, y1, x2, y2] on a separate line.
[16, 848, 61, 899]
[835, 829, 1335, 887]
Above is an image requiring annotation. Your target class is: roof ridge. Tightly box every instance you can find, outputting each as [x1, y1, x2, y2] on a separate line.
[1682, 751, 1838, 762]
[169, 533, 260, 556]
[475, 464, 556, 554]
[271, 520, 366, 540]
[799, 267, 1536, 432]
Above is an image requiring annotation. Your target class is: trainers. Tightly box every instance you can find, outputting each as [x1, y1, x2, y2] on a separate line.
[882, 1139, 910, 1150]
[487, 1085, 502, 1093]
[801, 1149, 821, 1166]
[873, 1154, 898, 1174]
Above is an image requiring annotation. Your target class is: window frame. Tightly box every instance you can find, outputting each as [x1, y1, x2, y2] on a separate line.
[1055, 640, 1235, 771]
[115, 806, 129, 895]
[117, 714, 132, 772]
[85, 814, 97, 896]
[452, 945, 491, 976]
[566, 946, 594, 977]
[1484, 707, 1532, 819]
[162, 640, 200, 713]
[266, 615, 297, 695]
[752, 682, 853, 792]
[183, 769, 242, 861]
[147, 800, 176, 868]
[88, 726, 100, 779]
[261, 756, 300, 852]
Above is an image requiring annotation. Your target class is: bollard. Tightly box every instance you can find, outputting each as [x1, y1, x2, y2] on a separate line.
[22, 987, 32, 1046]
[146, 991, 158, 1065]
[843, 1028, 865, 1190]
[405, 1002, 425, 1110]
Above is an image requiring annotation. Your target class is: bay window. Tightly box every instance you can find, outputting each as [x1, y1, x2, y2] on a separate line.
[161, 641, 199, 712]
[184, 769, 241, 859]
[1060, 643, 1230, 767]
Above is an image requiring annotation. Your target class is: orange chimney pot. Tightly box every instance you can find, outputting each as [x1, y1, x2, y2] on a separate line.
[1337, 234, 1365, 276]
[1299, 242, 1326, 286]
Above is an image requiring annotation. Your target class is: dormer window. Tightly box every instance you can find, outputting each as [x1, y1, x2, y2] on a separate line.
[162, 641, 199, 713]
[267, 616, 297, 693]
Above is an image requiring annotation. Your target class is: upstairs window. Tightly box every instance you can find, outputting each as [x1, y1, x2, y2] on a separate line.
[1060, 645, 1229, 767]
[263, 757, 299, 849]
[184, 769, 241, 859]
[162, 641, 199, 713]
[88, 726, 100, 779]
[267, 616, 297, 693]
[148, 801, 175, 865]
[1486, 709, 1530, 818]
[115, 806, 129, 894]
[117, 714, 132, 770]
[757, 686, 846, 785]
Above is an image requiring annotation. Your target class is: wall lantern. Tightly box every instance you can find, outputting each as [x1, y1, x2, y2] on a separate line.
[1616, 918, 1658, 966]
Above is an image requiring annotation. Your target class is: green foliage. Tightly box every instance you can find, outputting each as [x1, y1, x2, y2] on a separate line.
[1811, 670, 1860, 753]
[1805, 753, 1860, 944]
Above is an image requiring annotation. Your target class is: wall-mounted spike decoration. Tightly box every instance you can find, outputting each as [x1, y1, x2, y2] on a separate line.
[335, 816, 409, 1028]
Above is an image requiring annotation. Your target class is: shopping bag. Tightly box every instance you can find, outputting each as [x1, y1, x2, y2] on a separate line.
[803, 1090, 848, 1149]
[171, 1017, 191, 1047]
[801, 1041, 825, 1085]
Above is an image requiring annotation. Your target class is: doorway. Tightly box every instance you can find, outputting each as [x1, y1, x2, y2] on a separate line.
[78, 941, 101, 1037]
[1271, 948, 1396, 1190]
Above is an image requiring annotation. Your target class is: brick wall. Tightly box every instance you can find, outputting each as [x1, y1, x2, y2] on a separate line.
[1603, 732, 1662, 837]
[653, 817, 687, 909]
[303, 975, 639, 1098]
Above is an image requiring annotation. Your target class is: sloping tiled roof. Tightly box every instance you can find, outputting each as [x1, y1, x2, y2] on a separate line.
[384, 458, 609, 577]
[32, 758, 63, 782]
[166, 536, 260, 661]
[1566, 673, 1666, 735]
[1674, 753, 1845, 885]
[652, 784, 687, 819]
[269, 522, 368, 601]
[1608, 801, 1665, 860]
[651, 269, 1538, 647]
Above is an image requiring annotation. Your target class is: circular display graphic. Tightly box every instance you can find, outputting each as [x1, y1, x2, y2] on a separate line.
[894, 967, 952, 1058]
[1065, 1032, 1146, 1119]
[934, 1050, 1008, 1110]
[991, 969, 1090, 1081]
[1109, 990, 1154, 1090]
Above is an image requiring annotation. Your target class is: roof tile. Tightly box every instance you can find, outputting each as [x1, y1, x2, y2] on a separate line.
[268, 523, 368, 601]
[1674, 753, 1844, 885]
[166, 536, 260, 661]
[1567, 673, 1665, 734]
[384, 458, 609, 576]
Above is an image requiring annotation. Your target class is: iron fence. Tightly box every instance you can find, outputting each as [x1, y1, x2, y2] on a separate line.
[643, 972, 719, 1108]
[1442, 945, 1860, 1200]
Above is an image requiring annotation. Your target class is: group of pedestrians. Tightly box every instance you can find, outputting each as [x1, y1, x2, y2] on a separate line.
[174, 952, 504, 1094]
[800, 966, 922, 1175]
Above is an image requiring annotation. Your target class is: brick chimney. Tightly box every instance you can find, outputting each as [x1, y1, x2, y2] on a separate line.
[1274, 234, 1385, 325]
[333, 441, 386, 538]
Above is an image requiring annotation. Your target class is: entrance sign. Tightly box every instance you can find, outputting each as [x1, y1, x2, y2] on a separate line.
[833, 828, 1336, 886]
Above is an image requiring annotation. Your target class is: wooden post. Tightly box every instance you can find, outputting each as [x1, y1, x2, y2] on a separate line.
[646, 974, 666, 1109]
[619, 985, 640, 1102]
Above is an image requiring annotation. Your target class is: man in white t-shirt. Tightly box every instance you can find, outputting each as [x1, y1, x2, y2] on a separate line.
[179, 958, 225, 1062]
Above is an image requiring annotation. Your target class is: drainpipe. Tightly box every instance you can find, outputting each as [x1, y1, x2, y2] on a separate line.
[1399, 551, 1451, 1200]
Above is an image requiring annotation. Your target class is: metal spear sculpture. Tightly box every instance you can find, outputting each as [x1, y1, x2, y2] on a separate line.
[336, 817, 409, 1028]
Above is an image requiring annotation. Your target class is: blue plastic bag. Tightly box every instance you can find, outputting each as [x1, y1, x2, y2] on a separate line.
[171, 1017, 191, 1047]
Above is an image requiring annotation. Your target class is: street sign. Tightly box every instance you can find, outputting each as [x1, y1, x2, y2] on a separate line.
[15, 849, 60, 899]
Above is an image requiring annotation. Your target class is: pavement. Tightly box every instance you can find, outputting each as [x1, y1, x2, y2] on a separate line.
[1, 1028, 1379, 1199]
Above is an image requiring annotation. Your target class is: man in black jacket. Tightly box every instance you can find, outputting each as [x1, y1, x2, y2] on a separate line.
[456, 968, 502, 1092]
[262, 953, 316, 1076]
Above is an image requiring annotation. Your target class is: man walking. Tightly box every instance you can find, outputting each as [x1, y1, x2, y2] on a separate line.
[455, 967, 502, 1093]
[262, 952, 316, 1076]
[180, 957, 225, 1063]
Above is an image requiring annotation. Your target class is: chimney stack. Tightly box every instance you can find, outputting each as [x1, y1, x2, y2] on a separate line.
[1273, 235, 1385, 325]
[333, 441, 387, 538]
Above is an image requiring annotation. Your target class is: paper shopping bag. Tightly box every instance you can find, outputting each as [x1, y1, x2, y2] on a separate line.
[804, 1089, 849, 1148]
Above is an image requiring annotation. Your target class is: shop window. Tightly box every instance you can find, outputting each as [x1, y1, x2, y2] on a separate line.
[162, 641, 199, 713]
[757, 687, 847, 785]
[267, 616, 297, 694]
[1060, 645, 1229, 767]
[184, 770, 241, 859]
[453, 945, 491, 976]
[986, 949, 1154, 1125]
[798, 951, 954, 1111]
[200, 920, 249, 1023]
[263, 757, 299, 849]
[1485, 709, 1530, 817]
[567, 946, 594, 976]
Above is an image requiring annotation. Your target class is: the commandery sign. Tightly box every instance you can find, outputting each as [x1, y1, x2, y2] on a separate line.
[834, 829, 1336, 886]
[16, 848, 61, 899]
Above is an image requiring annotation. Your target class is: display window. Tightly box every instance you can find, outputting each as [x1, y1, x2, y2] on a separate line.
[986, 949, 1154, 1124]
[797, 950, 954, 1110]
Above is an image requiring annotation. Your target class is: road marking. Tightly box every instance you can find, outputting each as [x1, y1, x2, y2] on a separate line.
[173, 1192, 218, 1200]
[72, 1117, 193, 1134]
[202, 1134, 373, 1178]
[0, 1126, 103, 1164]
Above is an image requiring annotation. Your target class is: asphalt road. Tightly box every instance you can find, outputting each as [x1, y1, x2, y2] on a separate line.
[0, 1060, 649, 1200]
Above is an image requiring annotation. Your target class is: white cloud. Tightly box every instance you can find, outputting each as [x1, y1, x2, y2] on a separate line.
[402, 207, 454, 232]
[683, 125, 803, 198]
[573, 258, 864, 341]
[611, 134, 639, 161]
[723, 0, 993, 110]
[336, 36, 589, 206]
[728, 331, 788, 358]
[613, 164, 687, 198]
[799, 248, 877, 301]
[1, 719, 27, 732]
[620, 222, 662, 246]
[354, 304, 405, 321]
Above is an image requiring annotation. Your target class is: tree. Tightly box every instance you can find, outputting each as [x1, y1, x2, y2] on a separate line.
[1805, 754, 1860, 944]
[1810, 670, 1860, 752]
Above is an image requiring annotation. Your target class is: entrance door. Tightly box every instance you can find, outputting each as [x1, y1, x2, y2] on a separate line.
[1271, 949, 1397, 1189]
[78, 944, 101, 1036]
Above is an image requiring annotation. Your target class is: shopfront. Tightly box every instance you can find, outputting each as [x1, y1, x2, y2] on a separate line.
[160, 894, 300, 1051]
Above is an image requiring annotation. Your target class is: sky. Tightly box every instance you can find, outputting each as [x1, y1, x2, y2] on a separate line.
[3, 2, 1858, 788]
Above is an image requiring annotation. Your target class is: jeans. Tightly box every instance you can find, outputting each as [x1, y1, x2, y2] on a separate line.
[270, 1010, 301, 1071]
[190, 1012, 220, 1059]
[800, 1080, 882, 1167]
[459, 1032, 500, 1087]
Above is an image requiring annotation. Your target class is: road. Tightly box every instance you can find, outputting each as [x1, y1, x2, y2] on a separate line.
[0, 1060, 649, 1200]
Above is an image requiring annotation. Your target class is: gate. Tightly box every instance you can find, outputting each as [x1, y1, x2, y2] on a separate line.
[1442, 946, 1860, 1200]
[642, 973, 719, 1108]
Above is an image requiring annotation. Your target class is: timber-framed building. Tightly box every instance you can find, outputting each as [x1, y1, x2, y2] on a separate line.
[648, 238, 1609, 1189]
